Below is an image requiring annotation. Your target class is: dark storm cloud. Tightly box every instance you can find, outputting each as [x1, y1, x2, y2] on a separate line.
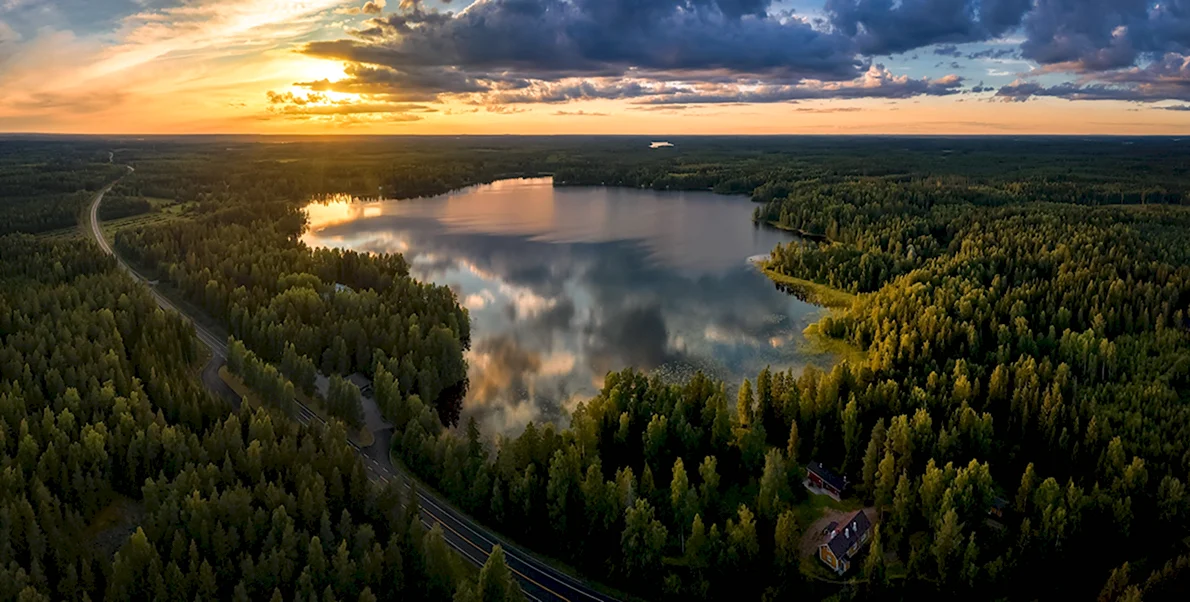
[296, 64, 501, 101]
[488, 80, 672, 104]
[996, 81, 1190, 103]
[1020, 0, 1148, 71]
[996, 54, 1190, 102]
[934, 45, 964, 58]
[1095, 53, 1190, 86]
[1019, 0, 1190, 71]
[304, 0, 862, 81]
[967, 47, 1019, 60]
[825, 0, 1030, 55]
[823, 1, 1188, 72]
[630, 67, 963, 104]
[298, 0, 1190, 107]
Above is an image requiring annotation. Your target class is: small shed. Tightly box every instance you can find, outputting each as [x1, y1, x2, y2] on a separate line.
[806, 461, 849, 498]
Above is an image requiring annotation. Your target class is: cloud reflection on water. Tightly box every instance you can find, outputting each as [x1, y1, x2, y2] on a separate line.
[303, 179, 834, 436]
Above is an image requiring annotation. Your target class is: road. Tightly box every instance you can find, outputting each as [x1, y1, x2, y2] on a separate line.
[87, 170, 621, 602]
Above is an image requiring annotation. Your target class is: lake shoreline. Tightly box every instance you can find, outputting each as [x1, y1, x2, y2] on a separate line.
[754, 260, 859, 309]
[756, 218, 832, 242]
[749, 261, 870, 366]
[319, 173, 744, 205]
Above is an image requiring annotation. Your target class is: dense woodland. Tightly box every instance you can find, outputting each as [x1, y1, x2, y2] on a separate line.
[2, 136, 1190, 601]
[0, 138, 533, 602]
[389, 137, 1190, 600]
[0, 142, 126, 235]
[112, 193, 470, 417]
[0, 234, 534, 601]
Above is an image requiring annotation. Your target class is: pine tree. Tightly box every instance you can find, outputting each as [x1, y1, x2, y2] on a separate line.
[621, 499, 667, 579]
[786, 421, 800, 466]
[477, 546, 523, 602]
[758, 449, 792, 519]
[736, 379, 754, 426]
[774, 510, 799, 572]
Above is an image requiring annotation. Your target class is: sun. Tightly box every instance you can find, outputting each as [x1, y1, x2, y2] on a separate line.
[292, 58, 349, 84]
[271, 56, 363, 107]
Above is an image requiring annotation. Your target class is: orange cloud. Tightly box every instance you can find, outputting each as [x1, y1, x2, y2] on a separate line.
[0, 0, 349, 132]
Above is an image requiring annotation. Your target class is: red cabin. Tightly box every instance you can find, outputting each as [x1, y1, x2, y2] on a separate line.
[806, 461, 849, 499]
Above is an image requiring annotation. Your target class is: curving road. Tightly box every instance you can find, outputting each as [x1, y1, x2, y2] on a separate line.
[87, 169, 621, 602]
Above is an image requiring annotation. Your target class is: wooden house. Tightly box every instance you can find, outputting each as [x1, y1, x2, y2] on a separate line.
[818, 509, 872, 575]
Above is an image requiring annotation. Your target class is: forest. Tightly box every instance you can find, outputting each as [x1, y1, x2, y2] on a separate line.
[2, 135, 1189, 601]
[384, 137, 1190, 600]
[0, 139, 526, 602]
[0, 141, 126, 235]
[0, 233, 532, 601]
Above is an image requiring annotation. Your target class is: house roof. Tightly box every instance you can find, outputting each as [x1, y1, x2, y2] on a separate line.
[825, 510, 872, 560]
[807, 461, 848, 491]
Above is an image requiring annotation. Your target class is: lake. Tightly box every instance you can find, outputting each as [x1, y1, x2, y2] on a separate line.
[302, 178, 832, 436]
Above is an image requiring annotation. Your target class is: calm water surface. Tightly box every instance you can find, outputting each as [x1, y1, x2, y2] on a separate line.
[302, 178, 832, 436]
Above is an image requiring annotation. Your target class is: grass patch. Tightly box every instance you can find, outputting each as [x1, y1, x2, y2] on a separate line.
[100, 211, 183, 238]
[143, 196, 177, 208]
[792, 492, 866, 529]
[754, 260, 870, 365]
[760, 263, 859, 309]
[93, 197, 194, 240]
[801, 322, 869, 366]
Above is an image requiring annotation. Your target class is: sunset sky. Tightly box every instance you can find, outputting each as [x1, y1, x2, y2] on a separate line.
[1, 0, 1189, 134]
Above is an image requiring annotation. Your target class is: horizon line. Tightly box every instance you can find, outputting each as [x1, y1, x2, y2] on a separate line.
[1, 132, 1188, 139]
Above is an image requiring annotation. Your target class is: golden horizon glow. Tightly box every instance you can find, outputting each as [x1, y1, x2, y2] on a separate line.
[0, 1, 1187, 135]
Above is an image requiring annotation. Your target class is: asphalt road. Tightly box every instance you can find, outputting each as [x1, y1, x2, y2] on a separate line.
[86, 171, 621, 602]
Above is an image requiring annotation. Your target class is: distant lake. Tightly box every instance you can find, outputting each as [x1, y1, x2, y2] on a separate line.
[302, 178, 832, 436]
